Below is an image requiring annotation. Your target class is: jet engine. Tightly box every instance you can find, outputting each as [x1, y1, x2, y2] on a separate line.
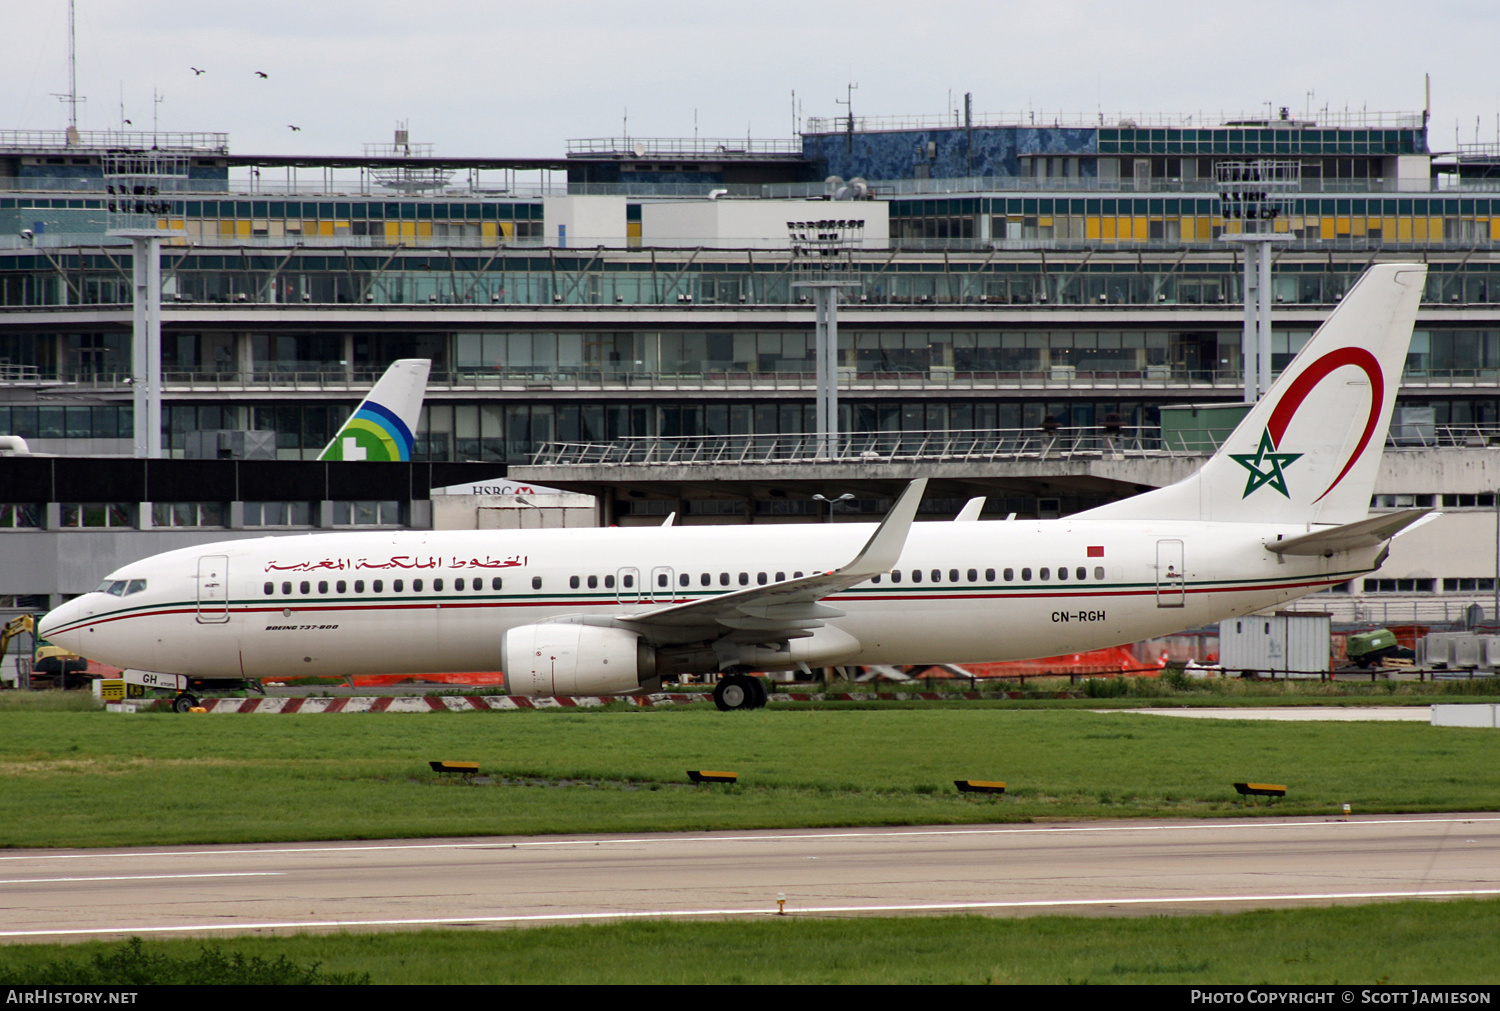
[501, 623, 658, 697]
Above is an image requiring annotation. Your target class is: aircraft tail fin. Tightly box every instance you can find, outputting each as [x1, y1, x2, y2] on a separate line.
[1078, 263, 1426, 525]
[318, 359, 431, 462]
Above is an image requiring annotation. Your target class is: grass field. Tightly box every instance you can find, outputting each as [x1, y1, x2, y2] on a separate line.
[1, 702, 1497, 848]
[3, 899, 1499, 984]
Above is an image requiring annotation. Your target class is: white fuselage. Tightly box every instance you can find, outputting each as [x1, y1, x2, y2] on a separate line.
[39, 518, 1373, 682]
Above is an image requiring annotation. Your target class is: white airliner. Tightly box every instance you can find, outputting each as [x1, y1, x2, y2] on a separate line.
[40, 264, 1431, 712]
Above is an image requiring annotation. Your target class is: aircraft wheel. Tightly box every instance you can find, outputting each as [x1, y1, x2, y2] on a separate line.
[171, 693, 200, 713]
[747, 676, 768, 709]
[713, 674, 756, 712]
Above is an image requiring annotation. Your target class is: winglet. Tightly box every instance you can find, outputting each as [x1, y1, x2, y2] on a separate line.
[955, 497, 986, 522]
[842, 479, 927, 577]
[318, 359, 431, 461]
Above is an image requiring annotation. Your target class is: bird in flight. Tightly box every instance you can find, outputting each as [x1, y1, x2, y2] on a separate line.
[255, 71, 268, 78]
[288, 125, 301, 131]
[190, 67, 205, 75]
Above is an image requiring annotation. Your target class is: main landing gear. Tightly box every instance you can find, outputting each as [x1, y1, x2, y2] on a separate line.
[713, 673, 768, 712]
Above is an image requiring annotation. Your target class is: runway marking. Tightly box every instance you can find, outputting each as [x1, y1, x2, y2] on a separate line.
[1, 814, 1496, 863]
[5, 887, 1500, 939]
[0, 872, 283, 884]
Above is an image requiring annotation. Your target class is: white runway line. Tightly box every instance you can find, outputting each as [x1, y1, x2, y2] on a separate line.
[5, 887, 1500, 940]
[1, 814, 1496, 863]
[1115, 706, 1432, 721]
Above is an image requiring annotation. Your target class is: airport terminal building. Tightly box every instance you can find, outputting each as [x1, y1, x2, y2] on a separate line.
[3, 106, 1500, 623]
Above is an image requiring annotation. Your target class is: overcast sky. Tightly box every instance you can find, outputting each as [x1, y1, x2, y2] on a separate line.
[5, 1, 1499, 156]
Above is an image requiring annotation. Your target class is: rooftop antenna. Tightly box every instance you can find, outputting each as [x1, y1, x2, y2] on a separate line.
[52, 0, 85, 143]
[837, 80, 857, 152]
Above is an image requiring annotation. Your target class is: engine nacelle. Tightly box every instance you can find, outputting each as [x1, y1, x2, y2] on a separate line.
[501, 623, 657, 697]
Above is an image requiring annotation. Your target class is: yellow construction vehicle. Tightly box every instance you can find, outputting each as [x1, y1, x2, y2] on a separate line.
[2, 614, 91, 689]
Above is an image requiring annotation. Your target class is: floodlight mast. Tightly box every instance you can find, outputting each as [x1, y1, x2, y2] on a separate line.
[1217, 159, 1297, 403]
[788, 218, 864, 458]
[104, 150, 188, 458]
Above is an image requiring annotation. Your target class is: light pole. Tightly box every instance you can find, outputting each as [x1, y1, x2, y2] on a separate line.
[788, 219, 864, 458]
[812, 492, 855, 522]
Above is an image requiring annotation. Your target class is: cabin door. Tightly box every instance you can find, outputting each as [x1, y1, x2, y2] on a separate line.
[649, 566, 675, 603]
[1155, 540, 1185, 608]
[196, 555, 230, 623]
[615, 567, 641, 604]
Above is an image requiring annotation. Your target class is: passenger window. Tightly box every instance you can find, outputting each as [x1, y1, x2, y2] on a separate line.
[1057, 568, 1068, 581]
[604, 575, 614, 589]
[912, 570, 922, 583]
[622, 574, 633, 588]
[263, 582, 274, 595]
[739, 573, 749, 585]
[931, 569, 941, 583]
[700, 573, 711, 586]
[588, 575, 598, 589]
[474, 580, 483, 593]
[967, 569, 977, 582]
[891, 570, 902, 583]
[1076, 567, 1087, 581]
[1039, 568, 1050, 581]
[720, 573, 729, 586]
[1094, 566, 1105, 580]
[434, 578, 443, 592]
[355, 580, 365, 593]
[569, 576, 580, 589]
[679, 573, 690, 587]
[318, 580, 329, 594]
[532, 576, 543, 590]
[456, 578, 465, 591]
[491, 577, 503, 590]
[1001, 568, 1012, 581]
[987, 568, 997, 581]
[393, 579, 403, 592]
[950, 569, 960, 582]
[336, 580, 346, 593]
[413, 579, 424, 592]
[300, 581, 310, 595]
[794, 571, 804, 578]
[871, 574, 881, 583]
[1021, 568, 1031, 581]
[373, 579, 383, 592]
[657, 572, 669, 588]
[757, 572, 767, 585]
[776, 571, 785, 581]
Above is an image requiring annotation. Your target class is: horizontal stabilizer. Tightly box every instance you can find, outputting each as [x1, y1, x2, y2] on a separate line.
[1265, 508, 1435, 556]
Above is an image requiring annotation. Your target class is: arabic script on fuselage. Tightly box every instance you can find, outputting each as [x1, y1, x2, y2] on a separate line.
[264, 554, 527, 573]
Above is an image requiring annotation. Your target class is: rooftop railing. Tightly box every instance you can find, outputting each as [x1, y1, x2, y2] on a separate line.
[565, 137, 803, 157]
[0, 129, 229, 152]
[8, 173, 1499, 200]
[804, 110, 1427, 133]
[527, 423, 1500, 468]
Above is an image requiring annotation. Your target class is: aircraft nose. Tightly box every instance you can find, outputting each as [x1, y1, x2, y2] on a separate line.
[37, 598, 86, 648]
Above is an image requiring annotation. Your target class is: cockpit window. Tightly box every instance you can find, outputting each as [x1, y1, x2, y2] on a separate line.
[95, 578, 146, 596]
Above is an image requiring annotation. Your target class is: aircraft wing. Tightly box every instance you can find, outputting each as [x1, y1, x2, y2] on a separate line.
[1264, 508, 1435, 556]
[616, 479, 927, 646]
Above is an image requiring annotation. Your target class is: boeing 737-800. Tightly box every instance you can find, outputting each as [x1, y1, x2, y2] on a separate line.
[40, 264, 1432, 711]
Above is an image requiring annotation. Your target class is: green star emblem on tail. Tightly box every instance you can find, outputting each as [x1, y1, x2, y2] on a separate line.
[1230, 429, 1302, 499]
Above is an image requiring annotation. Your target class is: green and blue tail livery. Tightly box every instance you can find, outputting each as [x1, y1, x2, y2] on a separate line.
[318, 359, 431, 462]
